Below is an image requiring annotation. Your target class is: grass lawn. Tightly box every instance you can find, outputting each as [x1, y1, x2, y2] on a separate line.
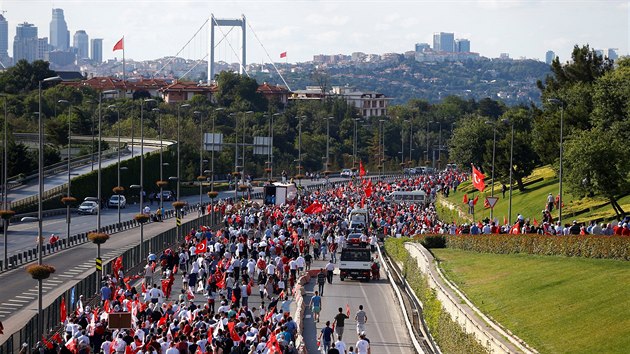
[432, 248, 630, 354]
[445, 166, 629, 224]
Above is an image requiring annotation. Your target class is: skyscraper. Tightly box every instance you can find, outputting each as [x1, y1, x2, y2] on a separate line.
[455, 39, 470, 52]
[415, 43, 430, 52]
[90, 38, 103, 63]
[433, 32, 455, 52]
[50, 8, 70, 51]
[0, 14, 8, 63]
[545, 50, 556, 64]
[74, 30, 89, 59]
[13, 22, 38, 62]
[606, 48, 618, 60]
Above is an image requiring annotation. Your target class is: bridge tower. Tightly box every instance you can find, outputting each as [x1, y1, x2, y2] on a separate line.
[209, 14, 246, 83]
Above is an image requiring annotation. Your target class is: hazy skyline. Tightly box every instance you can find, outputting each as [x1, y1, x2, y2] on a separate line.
[1, 0, 627, 63]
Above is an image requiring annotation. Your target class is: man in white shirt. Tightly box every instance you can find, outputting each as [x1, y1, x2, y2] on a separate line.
[355, 332, 369, 354]
[335, 337, 348, 353]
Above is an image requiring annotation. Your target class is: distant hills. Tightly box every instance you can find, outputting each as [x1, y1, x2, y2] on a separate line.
[250, 57, 551, 105]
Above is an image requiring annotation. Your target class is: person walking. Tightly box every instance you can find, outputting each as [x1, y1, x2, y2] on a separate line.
[317, 269, 327, 296]
[355, 332, 370, 354]
[333, 307, 349, 340]
[318, 321, 334, 353]
[310, 291, 322, 322]
[326, 260, 335, 284]
[355, 305, 367, 334]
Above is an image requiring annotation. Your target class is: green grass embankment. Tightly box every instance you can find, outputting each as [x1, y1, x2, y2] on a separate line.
[433, 248, 630, 354]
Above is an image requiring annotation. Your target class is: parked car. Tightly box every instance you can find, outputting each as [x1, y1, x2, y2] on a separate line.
[340, 169, 354, 178]
[156, 190, 175, 201]
[78, 201, 99, 215]
[108, 195, 127, 208]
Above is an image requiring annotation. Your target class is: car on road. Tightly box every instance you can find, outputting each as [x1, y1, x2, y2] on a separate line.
[340, 169, 354, 178]
[108, 195, 127, 208]
[346, 232, 366, 247]
[77, 201, 99, 215]
[156, 190, 175, 201]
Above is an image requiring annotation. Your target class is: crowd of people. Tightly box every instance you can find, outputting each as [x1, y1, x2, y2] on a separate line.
[40, 168, 564, 354]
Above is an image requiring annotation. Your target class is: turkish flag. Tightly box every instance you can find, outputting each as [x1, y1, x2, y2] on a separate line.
[359, 161, 366, 177]
[60, 297, 67, 324]
[510, 223, 521, 234]
[113, 37, 124, 51]
[533, 218, 539, 227]
[266, 332, 282, 353]
[195, 238, 207, 254]
[304, 201, 323, 214]
[473, 195, 479, 205]
[364, 180, 373, 197]
[280, 51, 287, 58]
[227, 321, 241, 342]
[462, 194, 468, 204]
[346, 303, 351, 317]
[471, 165, 486, 192]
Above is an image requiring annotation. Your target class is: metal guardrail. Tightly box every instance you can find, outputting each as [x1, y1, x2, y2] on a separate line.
[0, 208, 223, 354]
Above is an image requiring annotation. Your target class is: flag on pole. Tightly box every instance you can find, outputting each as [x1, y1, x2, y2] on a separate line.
[279, 51, 287, 58]
[471, 164, 486, 192]
[473, 195, 479, 205]
[359, 161, 366, 177]
[462, 194, 468, 204]
[113, 37, 124, 51]
[195, 238, 207, 254]
[60, 297, 67, 324]
[346, 303, 351, 317]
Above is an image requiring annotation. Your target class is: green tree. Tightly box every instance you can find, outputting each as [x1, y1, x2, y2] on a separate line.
[214, 72, 267, 112]
[447, 114, 492, 169]
[0, 60, 57, 94]
[563, 128, 629, 218]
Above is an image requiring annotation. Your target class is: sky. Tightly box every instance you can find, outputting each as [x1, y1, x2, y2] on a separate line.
[1, 0, 628, 63]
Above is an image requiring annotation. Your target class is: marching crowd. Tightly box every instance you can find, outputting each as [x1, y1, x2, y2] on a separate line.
[38, 169, 474, 354]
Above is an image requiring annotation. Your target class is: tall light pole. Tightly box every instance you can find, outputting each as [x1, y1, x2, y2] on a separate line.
[437, 122, 442, 170]
[140, 98, 155, 259]
[211, 107, 224, 191]
[194, 111, 205, 207]
[548, 98, 565, 227]
[297, 115, 306, 180]
[485, 120, 497, 219]
[2, 95, 7, 269]
[401, 119, 409, 168]
[152, 107, 164, 211]
[503, 119, 514, 226]
[242, 111, 253, 189]
[325, 117, 333, 171]
[408, 117, 413, 165]
[36, 75, 62, 340]
[108, 104, 122, 230]
[271, 113, 280, 179]
[379, 119, 385, 177]
[426, 120, 433, 165]
[176, 104, 190, 202]
[353, 117, 360, 169]
[58, 99, 73, 244]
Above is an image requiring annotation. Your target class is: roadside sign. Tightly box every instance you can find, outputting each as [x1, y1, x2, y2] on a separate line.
[95, 257, 102, 271]
[486, 197, 499, 209]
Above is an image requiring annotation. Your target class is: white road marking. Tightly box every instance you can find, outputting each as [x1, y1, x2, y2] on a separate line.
[15, 296, 34, 299]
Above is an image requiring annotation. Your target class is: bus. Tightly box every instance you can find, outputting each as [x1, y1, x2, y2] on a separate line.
[386, 190, 429, 205]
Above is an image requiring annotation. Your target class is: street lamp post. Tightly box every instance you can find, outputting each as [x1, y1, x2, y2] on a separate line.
[325, 117, 333, 170]
[140, 98, 155, 259]
[242, 111, 253, 191]
[379, 119, 385, 177]
[176, 104, 190, 203]
[108, 104, 123, 230]
[36, 75, 62, 340]
[57, 100, 73, 244]
[437, 122, 442, 170]
[211, 108, 224, 192]
[485, 120, 498, 219]
[503, 119, 514, 226]
[194, 111, 205, 208]
[271, 113, 280, 179]
[408, 118, 413, 165]
[426, 120, 433, 164]
[152, 108, 164, 211]
[2, 95, 8, 268]
[548, 98, 565, 227]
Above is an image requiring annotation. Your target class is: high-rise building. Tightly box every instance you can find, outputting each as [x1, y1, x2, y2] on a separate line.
[545, 50, 556, 64]
[50, 8, 70, 51]
[37, 37, 50, 60]
[0, 14, 8, 62]
[73, 30, 89, 59]
[433, 32, 455, 52]
[13, 22, 38, 62]
[455, 39, 470, 52]
[606, 48, 618, 60]
[415, 43, 430, 52]
[90, 38, 103, 63]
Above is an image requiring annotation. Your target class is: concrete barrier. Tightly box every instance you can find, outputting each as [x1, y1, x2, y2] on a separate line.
[405, 242, 537, 354]
[293, 271, 313, 354]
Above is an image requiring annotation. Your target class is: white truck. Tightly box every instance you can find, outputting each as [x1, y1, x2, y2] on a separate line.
[348, 208, 369, 232]
[339, 247, 372, 281]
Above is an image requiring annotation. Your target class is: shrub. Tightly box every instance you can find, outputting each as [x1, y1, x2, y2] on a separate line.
[443, 234, 630, 261]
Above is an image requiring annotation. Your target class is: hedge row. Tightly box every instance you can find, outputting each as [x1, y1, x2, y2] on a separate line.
[385, 238, 490, 354]
[413, 234, 630, 261]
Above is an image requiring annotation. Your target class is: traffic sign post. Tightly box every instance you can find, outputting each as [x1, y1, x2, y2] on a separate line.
[95, 257, 102, 271]
[176, 217, 181, 226]
[486, 197, 499, 209]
